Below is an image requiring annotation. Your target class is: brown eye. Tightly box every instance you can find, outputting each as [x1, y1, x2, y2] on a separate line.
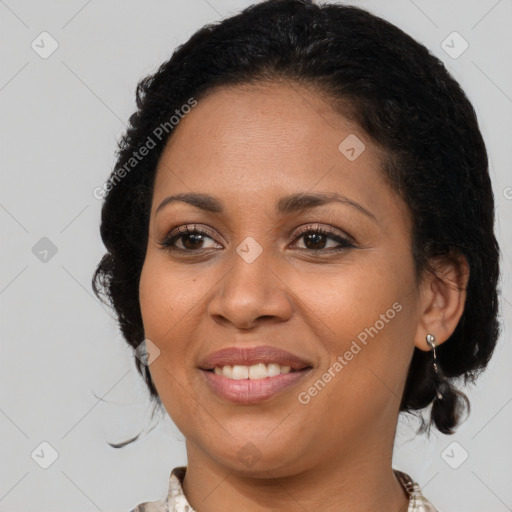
[159, 225, 221, 252]
[292, 225, 355, 252]
[179, 232, 207, 250]
[302, 232, 330, 250]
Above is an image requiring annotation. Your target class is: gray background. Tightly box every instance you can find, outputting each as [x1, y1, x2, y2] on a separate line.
[1, 1, 511, 511]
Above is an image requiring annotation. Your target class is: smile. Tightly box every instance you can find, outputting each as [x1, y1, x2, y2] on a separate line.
[200, 366, 312, 404]
[210, 363, 296, 379]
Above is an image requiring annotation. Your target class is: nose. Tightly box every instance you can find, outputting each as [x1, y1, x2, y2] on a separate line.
[207, 244, 294, 330]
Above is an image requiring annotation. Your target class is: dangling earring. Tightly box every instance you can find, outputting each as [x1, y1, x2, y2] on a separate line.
[426, 333, 443, 400]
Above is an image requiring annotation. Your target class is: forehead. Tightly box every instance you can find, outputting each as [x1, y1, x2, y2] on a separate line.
[160, 81, 369, 167]
[152, 81, 398, 220]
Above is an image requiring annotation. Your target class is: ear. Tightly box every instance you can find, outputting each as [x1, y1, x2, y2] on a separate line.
[414, 251, 470, 352]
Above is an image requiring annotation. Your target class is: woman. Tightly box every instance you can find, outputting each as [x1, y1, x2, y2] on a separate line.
[92, 1, 501, 510]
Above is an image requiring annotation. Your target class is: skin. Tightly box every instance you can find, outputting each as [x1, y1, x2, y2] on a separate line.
[139, 80, 468, 512]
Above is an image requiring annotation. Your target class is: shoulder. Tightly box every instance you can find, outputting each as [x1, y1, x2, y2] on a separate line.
[128, 498, 167, 512]
[394, 469, 440, 512]
[129, 466, 189, 512]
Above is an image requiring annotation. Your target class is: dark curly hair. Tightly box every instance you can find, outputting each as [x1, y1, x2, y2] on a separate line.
[92, 0, 501, 444]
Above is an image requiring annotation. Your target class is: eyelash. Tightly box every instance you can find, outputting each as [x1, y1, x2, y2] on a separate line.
[158, 223, 355, 254]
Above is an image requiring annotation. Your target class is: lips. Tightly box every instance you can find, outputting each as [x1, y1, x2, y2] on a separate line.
[198, 345, 313, 372]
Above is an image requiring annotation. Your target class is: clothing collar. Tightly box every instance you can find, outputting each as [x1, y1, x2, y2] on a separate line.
[134, 466, 439, 512]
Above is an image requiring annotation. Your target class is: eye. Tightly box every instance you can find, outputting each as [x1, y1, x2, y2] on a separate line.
[159, 224, 221, 252]
[291, 224, 355, 252]
[158, 223, 355, 254]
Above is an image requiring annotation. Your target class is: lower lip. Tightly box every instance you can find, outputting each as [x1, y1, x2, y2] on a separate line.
[200, 368, 312, 404]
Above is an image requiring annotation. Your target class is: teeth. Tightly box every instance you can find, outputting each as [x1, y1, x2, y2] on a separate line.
[232, 365, 249, 380]
[267, 363, 282, 377]
[212, 363, 293, 379]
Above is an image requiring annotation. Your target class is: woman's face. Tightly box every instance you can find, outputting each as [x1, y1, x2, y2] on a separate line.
[139, 81, 428, 476]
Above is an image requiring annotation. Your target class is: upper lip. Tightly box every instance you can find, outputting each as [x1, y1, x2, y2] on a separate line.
[198, 345, 313, 371]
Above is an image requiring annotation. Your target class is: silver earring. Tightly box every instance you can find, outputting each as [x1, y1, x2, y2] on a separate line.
[426, 333, 443, 400]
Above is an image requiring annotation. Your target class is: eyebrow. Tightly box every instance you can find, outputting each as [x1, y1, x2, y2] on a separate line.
[155, 192, 376, 220]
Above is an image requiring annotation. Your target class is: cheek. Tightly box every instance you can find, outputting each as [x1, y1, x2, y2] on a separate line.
[139, 254, 207, 341]
[138, 259, 200, 424]
[138, 253, 224, 403]
[292, 253, 414, 339]
[293, 254, 417, 407]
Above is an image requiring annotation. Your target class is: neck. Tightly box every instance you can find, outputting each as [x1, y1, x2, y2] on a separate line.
[181, 433, 409, 512]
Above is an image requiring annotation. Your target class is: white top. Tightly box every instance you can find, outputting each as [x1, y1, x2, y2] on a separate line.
[130, 466, 439, 512]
